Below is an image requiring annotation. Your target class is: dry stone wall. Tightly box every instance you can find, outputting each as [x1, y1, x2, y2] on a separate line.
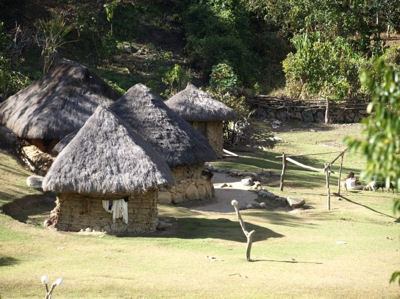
[158, 164, 214, 204]
[249, 96, 368, 123]
[51, 191, 158, 234]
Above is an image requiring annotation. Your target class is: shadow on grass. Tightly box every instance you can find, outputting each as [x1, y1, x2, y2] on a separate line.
[156, 217, 283, 243]
[340, 195, 397, 220]
[2, 193, 55, 224]
[273, 120, 335, 133]
[250, 258, 322, 264]
[244, 211, 316, 228]
[0, 256, 19, 267]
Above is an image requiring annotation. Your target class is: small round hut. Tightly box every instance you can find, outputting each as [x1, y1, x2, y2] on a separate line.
[165, 83, 237, 158]
[0, 59, 120, 153]
[109, 84, 217, 204]
[42, 106, 173, 234]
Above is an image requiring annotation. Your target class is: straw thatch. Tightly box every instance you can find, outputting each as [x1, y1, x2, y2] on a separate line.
[42, 106, 174, 194]
[165, 83, 237, 122]
[51, 130, 77, 155]
[109, 83, 217, 167]
[0, 59, 120, 140]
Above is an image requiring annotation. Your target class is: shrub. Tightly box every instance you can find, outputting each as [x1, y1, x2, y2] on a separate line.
[209, 62, 238, 92]
[283, 32, 366, 100]
[161, 64, 191, 98]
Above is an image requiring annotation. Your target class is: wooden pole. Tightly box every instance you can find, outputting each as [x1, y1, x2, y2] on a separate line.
[280, 153, 286, 191]
[325, 163, 331, 210]
[337, 153, 344, 195]
[325, 98, 330, 124]
[231, 200, 255, 261]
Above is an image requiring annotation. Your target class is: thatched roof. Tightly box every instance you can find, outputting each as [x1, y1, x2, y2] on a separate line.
[42, 106, 174, 194]
[110, 84, 217, 167]
[165, 83, 237, 121]
[51, 130, 77, 155]
[0, 59, 120, 140]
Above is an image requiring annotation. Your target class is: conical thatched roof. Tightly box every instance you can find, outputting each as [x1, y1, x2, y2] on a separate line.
[42, 106, 173, 194]
[165, 83, 237, 122]
[0, 59, 120, 140]
[51, 130, 77, 155]
[110, 84, 217, 167]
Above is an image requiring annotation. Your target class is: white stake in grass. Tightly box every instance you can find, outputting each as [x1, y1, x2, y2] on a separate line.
[41, 275, 63, 299]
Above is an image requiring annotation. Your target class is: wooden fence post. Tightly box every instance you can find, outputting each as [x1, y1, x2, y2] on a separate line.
[325, 163, 331, 210]
[325, 98, 330, 124]
[337, 153, 344, 195]
[280, 153, 286, 191]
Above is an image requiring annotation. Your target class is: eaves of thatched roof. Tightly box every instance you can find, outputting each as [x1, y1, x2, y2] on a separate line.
[109, 84, 217, 167]
[0, 59, 120, 140]
[165, 83, 237, 122]
[42, 106, 173, 194]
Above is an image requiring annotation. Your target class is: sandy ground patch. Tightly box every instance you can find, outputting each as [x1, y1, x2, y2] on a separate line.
[190, 172, 258, 213]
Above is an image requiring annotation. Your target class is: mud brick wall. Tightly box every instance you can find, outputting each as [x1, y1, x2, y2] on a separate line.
[190, 121, 224, 158]
[158, 164, 214, 204]
[52, 191, 158, 234]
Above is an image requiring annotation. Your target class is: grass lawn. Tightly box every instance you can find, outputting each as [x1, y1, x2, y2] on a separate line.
[0, 122, 399, 298]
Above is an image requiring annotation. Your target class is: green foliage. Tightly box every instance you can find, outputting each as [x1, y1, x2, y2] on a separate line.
[104, 2, 139, 39]
[283, 32, 366, 99]
[161, 64, 191, 98]
[35, 14, 74, 73]
[390, 271, 400, 285]
[255, 0, 399, 55]
[0, 22, 30, 101]
[183, 0, 285, 88]
[209, 62, 238, 92]
[345, 60, 400, 210]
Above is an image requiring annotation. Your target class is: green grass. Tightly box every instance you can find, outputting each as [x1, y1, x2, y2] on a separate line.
[0, 123, 399, 298]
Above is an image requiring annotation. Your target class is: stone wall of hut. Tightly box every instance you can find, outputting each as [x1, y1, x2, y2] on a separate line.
[205, 121, 223, 158]
[51, 191, 158, 234]
[158, 164, 214, 204]
[190, 121, 223, 158]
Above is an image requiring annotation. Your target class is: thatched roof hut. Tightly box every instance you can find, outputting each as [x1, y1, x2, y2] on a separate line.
[0, 59, 120, 151]
[109, 83, 216, 167]
[42, 106, 173, 234]
[165, 84, 237, 157]
[165, 83, 236, 122]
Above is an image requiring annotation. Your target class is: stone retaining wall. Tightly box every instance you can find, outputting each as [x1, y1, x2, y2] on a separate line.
[52, 191, 158, 234]
[158, 164, 214, 204]
[249, 96, 369, 123]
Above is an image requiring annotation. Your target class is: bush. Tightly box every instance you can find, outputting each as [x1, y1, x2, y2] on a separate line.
[283, 32, 366, 100]
[161, 64, 191, 98]
[209, 62, 238, 92]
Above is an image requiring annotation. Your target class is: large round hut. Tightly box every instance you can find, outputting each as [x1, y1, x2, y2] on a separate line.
[0, 59, 120, 153]
[42, 106, 173, 234]
[109, 84, 217, 204]
[165, 83, 236, 158]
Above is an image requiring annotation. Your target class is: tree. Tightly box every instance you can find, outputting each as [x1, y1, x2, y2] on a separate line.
[345, 58, 400, 287]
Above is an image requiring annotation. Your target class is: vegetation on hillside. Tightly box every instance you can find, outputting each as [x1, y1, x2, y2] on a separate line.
[0, 0, 398, 105]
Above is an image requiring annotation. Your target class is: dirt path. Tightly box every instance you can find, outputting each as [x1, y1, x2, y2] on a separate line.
[190, 172, 258, 213]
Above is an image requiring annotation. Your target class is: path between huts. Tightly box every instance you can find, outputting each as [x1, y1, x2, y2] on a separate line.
[190, 173, 258, 213]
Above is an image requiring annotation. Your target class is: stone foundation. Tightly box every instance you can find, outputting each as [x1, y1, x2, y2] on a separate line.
[158, 164, 214, 204]
[51, 191, 158, 234]
[21, 145, 55, 175]
[249, 96, 368, 123]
